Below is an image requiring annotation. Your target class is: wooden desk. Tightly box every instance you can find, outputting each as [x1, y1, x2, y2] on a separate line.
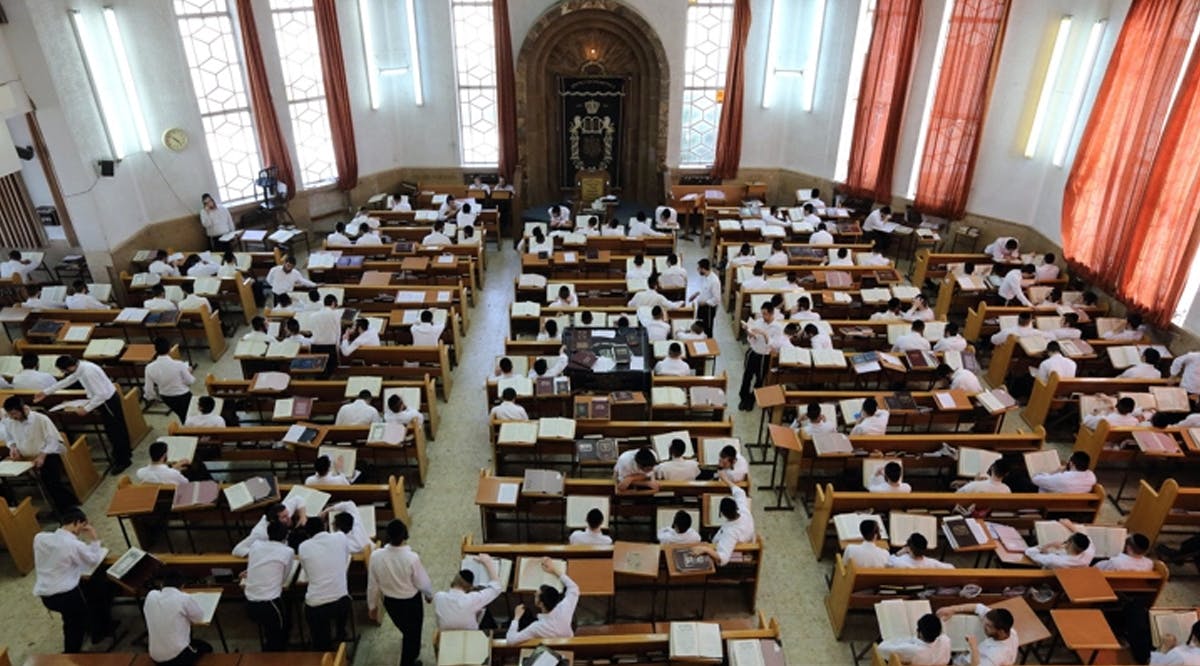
[992, 596, 1051, 648]
[24, 656, 136, 666]
[1050, 608, 1121, 664]
[613, 541, 661, 577]
[1054, 567, 1118, 604]
[120, 343, 157, 365]
[131, 655, 241, 666]
[568, 558, 615, 596]
[107, 482, 165, 547]
[360, 270, 394, 287]
[764, 423, 802, 511]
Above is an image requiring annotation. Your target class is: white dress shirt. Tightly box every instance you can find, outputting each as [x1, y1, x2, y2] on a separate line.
[645, 320, 671, 342]
[185, 413, 226, 428]
[1024, 543, 1095, 569]
[1150, 646, 1200, 665]
[723, 453, 750, 482]
[985, 238, 1019, 262]
[356, 231, 383, 245]
[457, 210, 478, 228]
[411, 321, 446, 346]
[711, 485, 755, 565]
[233, 495, 306, 557]
[886, 553, 953, 569]
[892, 332, 932, 352]
[44, 360, 116, 411]
[1094, 553, 1154, 572]
[614, 449, 646, 482]
[386, 406, 424, 428]
[13, 369, 56, 391]
[306, 472, 350, 486]
[143, 297, 178, 311]
[505, 573, 580, 642]
[958, 478, 1010, 494]
[4, 410, 64, 457]
[851, 410, 890, 435]
[745, 318, 783, 356]
[137, 463, 188, 486]
[327, 232, 352, 246]
[265, 266, 315, 296]
[434, 582, 503, 630]
[810, 332, 834, 349]
[695, 272, 721, 307]
[308, 308, 342, 346]
[657, 527, 701, 545]
[798, 418, 837, 437]
[654, 206, 678, 229]
[336, 399, 382, 426]
[145, 587, 204, 662]
[1119, 362, 1161, 379]
[868, 477, 912, 494]
[149, 260, 180, 278]
[490, 401, 529, 421]
[998, 269, 1032, 306]
[1036, 264, 1060, 281]
[810, 229, 834, 244]
[628, 219, 664, 238]
[862, 209, 887, 233]
[628, 290, 678, 310]
[200, 205, 235, 237]
[843, 541, 890, 568]
[934, 335, 968, 352]
[244, 539, 296, 601]
[568, 529, 613, 545]
[1081, 411, 1140, 430]
[1034, 353, 1077, 382]
[144, 355, 194, 400]
[367, 544, 433, 611]
[1032, 469, 1097, 493]
[658, 266, 688, 290]
[33, 528, 105, 596]
[178, 295, 212, 312]
[951, 368, 983, 394]
[1172, 352, 1200, 393]
[65, 293, 109, 310]
[656, 458, 700, 481]
[990, 324, 1043, 346]
[422, 231, 453, 246]
[340, 329, 380, 356]
[964, 604, 1019, 666]
[299, 524, 370, 606]
[764, 251, 788, 267]
[1102, 328, 1145, 342]
[877, 635, 953, 666]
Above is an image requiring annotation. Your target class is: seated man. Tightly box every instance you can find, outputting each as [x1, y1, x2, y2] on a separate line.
[1095, 532, 1154, 572]
[1032, 341, 1077, 382]
[1119, 347, 1162, 379]
[843, 519, 889, 568]
[689, 475, 755, 565]
[892, 320, 932, 352]
[657, 510, 701, 545]
[936, 604, 1018, 666]
[305, 454, 351, 486]
[184, 395, 226, 428]
[335, 389, 383, 426]
[868, 461, 911, 493]
[935, 362, 983, 394]
[490, 388, 529, 421]
[876, 613, 951, 666]
[1024, 519, 1095, 569]
[655, 438, 700, 481]
[506, 557, 579, 641]
[384, 393, 424, 430]
[340, 318, 380, 357]
[65, 281, 110, 310]
[614, 446, 658, 492]
[653, 342, 692, 376]
[957, 459, 1011, 494]
[851, 397, 890, 435]
[716, 444, 750, 483]
[888, 533, 953, 569]
[1031, 451, 1096, 493]
[1081, 396, 1141, 430]
[13, 352, 56, 390]
[794, 402, 836, 436]
[568, 508, 612, 545]
[135, 440, 189, 486]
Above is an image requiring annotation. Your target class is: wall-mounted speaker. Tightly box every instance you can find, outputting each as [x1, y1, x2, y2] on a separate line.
[98, 159, 115, 177]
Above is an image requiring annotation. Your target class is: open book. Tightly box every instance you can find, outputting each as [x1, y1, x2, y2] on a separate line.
[565, 495, 610, 529]
[368, 422, 407, 446]
[187, 591, 221, 625]
[459, 555, 513, 590]
[522, 468, 564, 496]
[283, 485, 331, 516]
[223, 476, 279, 511]
[498, 422, 538, 445]
[251, 371, 290, 392]
[1151, 387, 1191, 413]
[436, 630, 490, 666]
[1023, 449, 1061, 477]
[957, 447, 1002, 478]
[862, 458, 901, 489]
[160, 436, 198, 463]
[652, 430, 694, 460]
[514, 557, 565, 592]
[668, 621, 723, 660]
[888, 512, 938, 548]
[875, 599, 932, 642]
[812, 433, 852, 456]
[1150, 610, 1200, 647]
[1035, 521, 1127, 558]
[945, 613, 988, 652]
[345, 376, 384, 399]
[700, 438, 741, 466]
[537, 417, 576, 440]
[317, 445, 358, 482]
[727, 639, 769, 666]
[833, 513, 887, 542]
[0, 460, 34, 477]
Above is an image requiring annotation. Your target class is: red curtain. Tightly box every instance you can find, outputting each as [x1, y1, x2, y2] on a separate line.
[711, 0, 751, 180]
[313, 0, 358, 190]
[235, 0, 296, 199]
[912, 0, 1011, 218]
[1062, 0, 1200, 326]
[493, 0, 518, 179]
[843, 0, 922, 201]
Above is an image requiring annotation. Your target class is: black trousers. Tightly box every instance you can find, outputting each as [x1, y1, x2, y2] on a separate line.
[698, 304, 716, 338]
[40, 581, 112, 653]
[247, 598, 290, 651]
[99, 392, 132, 467]
[40, 453, 80, 513]
[739, 350, 768, 403]
[383, 593, 423, 666]
[161, 392, 192, 423]
[156, 639, 213, 665]
[305, 596, 350, 651]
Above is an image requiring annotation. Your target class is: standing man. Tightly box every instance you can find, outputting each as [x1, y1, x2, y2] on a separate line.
[738, 304, 781, 411]
[367, 520, 433, 666]
[4, 395, 79, 512]
[243, 521, 295, 651]
[308, 294, 343, 377]
[298, 508, 369, 650]
[144, 338, 195, 423]
[688, 258, 721, 337]
[36, 355, 132, 474]
[143, 573, 213, 665]
[33, 508, 113, 653]
[265, 255, 317, 306]
[433, 554, 504, 631]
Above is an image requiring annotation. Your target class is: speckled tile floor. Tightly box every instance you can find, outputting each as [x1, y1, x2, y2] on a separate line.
[0, 238, 1196, 665]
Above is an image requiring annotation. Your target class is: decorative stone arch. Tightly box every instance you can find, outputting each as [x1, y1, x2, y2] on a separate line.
[516, 0, 670, 206]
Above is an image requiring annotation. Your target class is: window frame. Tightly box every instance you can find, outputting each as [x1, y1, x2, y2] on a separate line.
[679, 0, 735, 169]
[448, 0, 500, 167]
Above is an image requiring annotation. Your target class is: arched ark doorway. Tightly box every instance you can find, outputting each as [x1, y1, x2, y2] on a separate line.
[516, 0, 669, 207]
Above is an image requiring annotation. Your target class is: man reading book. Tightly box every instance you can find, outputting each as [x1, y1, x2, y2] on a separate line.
[877, 613, 951, 666]
[936, 604, 1018, 666]
[658, 510, 701, 545]
[506, 557, 579, 643]
[1031, 451, 1096, 494]
[843, 520, 889, 568]
[614, 447, 659, 492]
[434, 554, 503, 631]
[1095, 533, 1154, 572]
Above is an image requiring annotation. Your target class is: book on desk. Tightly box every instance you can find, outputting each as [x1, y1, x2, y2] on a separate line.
[515, 557, 566, 592]
[172, 481, 220, 510]
[437, 630, 491, 666]
[224, 475, 279, 511]
[522, 468, 564, 496]
[460, 555, 513, 590]
[576, 437, 618, 463]
[668, 622, 723, 660]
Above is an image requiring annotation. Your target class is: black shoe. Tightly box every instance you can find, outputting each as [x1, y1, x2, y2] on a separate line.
[110, 462, 131, 475]
[91, 620, 120, 645]
[1156, 544, 1182, 562]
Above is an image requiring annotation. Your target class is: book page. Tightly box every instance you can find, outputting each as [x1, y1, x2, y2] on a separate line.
[161, 436, 198, 463]
[223, 482, 253, 511]
[188, 591, 221, 625]
[875, 599, 931, 642]
[1151, 611, 1199, 647]
[0, 460, 34, 477]
[317, 446, 356, 479]
[284, 485, 331, 516]
[652, 387, 688, 406]
[1024, 449, 1062, 477]
[565, 495, 609, 528]
[498, 421, 538, 444]
[728, 640, 765, 666]
[957, 447, 1002, 478]
[652, 430, 694, 461]
[537, 417, 576, 440]
[834, 513, 886, 542]
[273, 399, 295, 420]
[496, 482, 519, 505]
[695, 623, 723, 659]
[946, 614, 986, 652]
[108, 547, 146, 580]
[889, 512, 937, 548]
[669, 622, 697, 658]
[1034, 520, 1072, 546]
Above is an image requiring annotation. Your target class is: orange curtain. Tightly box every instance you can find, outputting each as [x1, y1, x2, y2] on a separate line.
[1062, 0, 1200, 325]
[235, 0, 296, 199]
[493, 0, 517, 179]
[711, 0, 751, 180]
[843, 0, 922, 201]
[913, 0, 1010, 218]
[313, 0, 358, 191]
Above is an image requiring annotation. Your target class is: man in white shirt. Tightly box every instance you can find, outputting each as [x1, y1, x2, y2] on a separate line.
[869, 298, 905, 322]
[144, 338, 194, 422]
[997, 265, 1035, 306]
[625, 254, 652, 281]
[568, 508, 613, 545]
[144, 575, 213, 664]
[1150, 627, 1200, 666]
[614, 447, 659, 492]
[149, 250, 182, 278]
[654, 205, 679, 230]
[654, 342, 692, 376]
[1081, 396, 1141, 430]
[868, 461, 911, 493]
[1121, 347, 1163, 379]
[135, 440, 190, 486]
[802, 203, 823, 231]
[65, 281, 109, 310]
[1043, 311, 1084, 341]
[528, 354, 569, 380]
[645, 306, 671, 342]
[990, 312, 1042, 346]
[809, 221, 834, 245]
[628, 211, 666, 238]
[326, 222, 352, 246]
[33, 508, 112, 653]
[490, 388, 529, 421]
[184, 395, 226, 428]
[1033, 341, 1078, 382]
[434, 554, 504, 631]
[958, 459, 1011, 494]
[795, 402, 837, 437]
[902, 294, 935, 322]
[843, 520, 890, 568]
[548, 205, 572, 229]
[1035, 252, 1060, 282]
[356, 228, 383, 245]
[1032, 451, 1097, 493]
[765, 239, 789, 266]
[410, 309, 445, 346]
[877, 614, 953, 666]
[335, 389, 383, 426]
[177, 282, 212, 313]
[1095, 533, 1155, 571]
[689, 477, 755, 565]
[340, 317, 380, 357]
[308, 295, 343, 374]
[143, 284, 178, 312]
[506, 558, 580, 642]
[851, 397, 890, 435]
[716, 444, 750, 483]
[456, 202, 478, 228]
[658, 253, 688, 290]
[24, 285, 66, 310]
[658, 510, 701, 545]
[628, 276, 682, 310]
[935, 322, 968, 352]
[1101, 313, 1147, 342]
[936, 363, 983, 394]
[656, 438, 700, 481]
[438, 195, 461, 222]
[243, 521, 295, 651]
[1024, 520, 1095, 569]
[803, 323, 834, 350]
[265, 255, 317, 305]
[1171, 350, 1200, 393]
[368, 519, 433, 666]
[299, 509, 371, 650]
[984, 237, 1021, 263]
[4, 395, 78, 511]
[829, 247, 854, 266]
[306, 454, 351, 486]
[888, 533, 953, 569]
[862, 206, 892, 234]
[893, 320, 933, 352]
[37, 355, 132, 472]
[937, 603, 1018, 666]
[739, 304, 782, 410]
[2, 250, 38, 282]
[791, 296, 821, 321]
[421, 221, 454, 246]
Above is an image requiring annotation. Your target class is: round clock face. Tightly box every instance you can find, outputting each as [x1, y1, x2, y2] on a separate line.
[162, 128, 189, 152]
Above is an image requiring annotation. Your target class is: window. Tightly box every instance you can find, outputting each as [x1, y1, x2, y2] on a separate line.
[449, 0, 498, 166]
[269, 0, 337, 187]
[833, 0, 878, 183]
[173, 0, 262, 203]
[680, 0, 735, 167]
[905, 0, 955, 199]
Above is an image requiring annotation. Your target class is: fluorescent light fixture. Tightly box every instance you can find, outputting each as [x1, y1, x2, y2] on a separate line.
[69, 10, 123, 158]
[103, 7, 152, 153]
[357, 0, 381, 110]
[907, 0, 955, 198]
[405, 0, 423, 106]
[1053, 19, 1106, 167]
[761, 0, 784, 108]
[1024, 16, 1072, 159]
[379, 67, 411, 77]
[801, 0, 827, 112]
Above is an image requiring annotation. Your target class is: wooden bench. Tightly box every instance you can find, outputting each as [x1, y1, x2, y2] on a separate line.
[515, 278, 685, 307]
[1023, 374, 1174, 431]
[761, 389, 1005, 436]
[488, 418, 735, 469]
[0, 388, 151, 457]
[825, 555, 1168, 637]
[0, 495, 38, 574]
[509, 306, 697, 339]
[19, 307, 227, 362]
[963, 302, 1109, 344]
[120, 271, 258, 325]
[806, 483, 1106, 561]
[1123, 479, 1200, 545]
[1071, 422, 1192, 505]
